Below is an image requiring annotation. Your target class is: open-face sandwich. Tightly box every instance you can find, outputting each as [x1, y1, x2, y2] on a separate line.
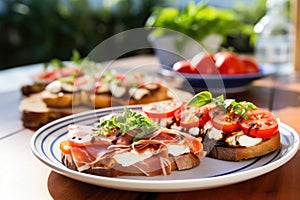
[20, 68, 170, 129]
[21, 64, 81, 96]
[39, 70, 168, 108]
[82, 70, 169, 108]
[142, 91, 281, 161]
[60, 109, 205, 177]
[59, 91, 281, 178]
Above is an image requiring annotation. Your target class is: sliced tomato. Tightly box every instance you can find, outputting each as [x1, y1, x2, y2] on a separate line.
[59, 140, 72, 155]
[142, 100, 182, 119]
[175, 105, 210, 128]
[33, 70, 60, 83]
[211, 111, 240, 132]
[240, 110, 278, 138]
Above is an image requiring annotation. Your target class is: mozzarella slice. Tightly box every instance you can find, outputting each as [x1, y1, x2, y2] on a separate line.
[129, 88, 149, 100]
[113, 150, 152, 167]
[45, 80, 61, 93]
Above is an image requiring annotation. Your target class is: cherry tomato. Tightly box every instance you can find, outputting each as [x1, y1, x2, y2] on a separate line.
[193, 52, 218, 74]
[172, 60, 197, 74]
[240, 110, 278, 138]
[239, 56, 260, 74]
[211, 110, 240, 132]
[59, 140, 72, 155]
[175, 105, 210, 128]
[142, 100, 182, 119]
[214, 52, 246, 75]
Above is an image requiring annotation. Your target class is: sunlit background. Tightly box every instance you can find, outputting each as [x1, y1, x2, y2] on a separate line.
[0, 0, 279, 70]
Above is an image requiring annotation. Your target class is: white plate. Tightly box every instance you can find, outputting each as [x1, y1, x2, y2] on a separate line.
[31, 105, 299, 192]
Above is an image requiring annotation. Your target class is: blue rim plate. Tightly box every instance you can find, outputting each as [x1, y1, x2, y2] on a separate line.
[31, 105, 299, 192]
[159, 65, 276, 92]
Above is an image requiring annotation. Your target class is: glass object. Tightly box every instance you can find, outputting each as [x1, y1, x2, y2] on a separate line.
[254, 0, 294, 74]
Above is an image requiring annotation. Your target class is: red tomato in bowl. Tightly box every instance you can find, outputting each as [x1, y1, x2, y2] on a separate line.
[240, 110, 278, 138]
[172, 60, 197, 74]
[239, 56, 260, 74]
[214, 52, 246, 75]
[192, 52, 218, 74]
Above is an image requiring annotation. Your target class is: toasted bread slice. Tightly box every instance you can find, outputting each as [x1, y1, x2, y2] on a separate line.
[41, 90, 81, 108]
[88, 85, 169, 108]
[62, 152, 200, 177]
[19, 93, 86, 129]
[208, 132, 281, 161]
[21, 84, 46, 96]
[114, 85, 169, 106]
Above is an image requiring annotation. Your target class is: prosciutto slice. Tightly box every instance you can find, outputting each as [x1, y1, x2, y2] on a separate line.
[64, 125, 205, 176]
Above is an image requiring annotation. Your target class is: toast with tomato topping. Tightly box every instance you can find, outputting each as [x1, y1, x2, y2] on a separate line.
[142, 91, 281, 161]
[204, 107, 281, 161]
[208, 132, 280, 161]
[21, 65, 81, 96]
[59, 110, 205, 177]
[81, 70, 169, 108]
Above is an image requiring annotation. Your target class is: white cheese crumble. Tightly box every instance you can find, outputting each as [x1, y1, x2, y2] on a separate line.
[96, 82, 110, 93]
[45, 80, 79, 93]
[110, 81, 126, 97]
[45, 80, 61, 93]
[113, 150, 152, 167]
[129, 88, 150, 100]
[61, 82, 79, 92]
[225, 131, 262, 147]
[144, 83, 158, 90]
[170, 124, 183, 131]
[167, 144, 190, 156]
[188, 127, 200, 136]
[204, 122, 223, 140]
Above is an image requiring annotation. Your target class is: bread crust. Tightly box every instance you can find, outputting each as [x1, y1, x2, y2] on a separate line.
[21, 84, 46, 96]
[20, 86, 170, 129]
[88, 85, 169, 108]
[208, 132, 281, 161]
[61, 152, 200, 177]
[19, 93, 86, 129]
[41, 91, 81, 108]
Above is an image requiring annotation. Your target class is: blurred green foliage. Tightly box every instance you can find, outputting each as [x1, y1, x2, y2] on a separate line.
[0, 0, 166, 69]
[146, 0, 268, 53]
[0, 0, 270, 70]
[146, 3, 250, 44]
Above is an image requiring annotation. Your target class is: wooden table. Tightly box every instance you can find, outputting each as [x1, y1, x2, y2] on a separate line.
[1, 55, 300, 200]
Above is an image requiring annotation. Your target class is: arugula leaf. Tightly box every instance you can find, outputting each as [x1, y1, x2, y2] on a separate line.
[96, 109, 158, 141]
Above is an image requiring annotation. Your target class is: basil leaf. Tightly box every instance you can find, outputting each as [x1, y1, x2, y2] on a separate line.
[187, 91, 213, 107]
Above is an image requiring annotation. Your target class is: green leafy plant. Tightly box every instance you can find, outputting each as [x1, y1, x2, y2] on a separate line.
[146, 2, 253, 45]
